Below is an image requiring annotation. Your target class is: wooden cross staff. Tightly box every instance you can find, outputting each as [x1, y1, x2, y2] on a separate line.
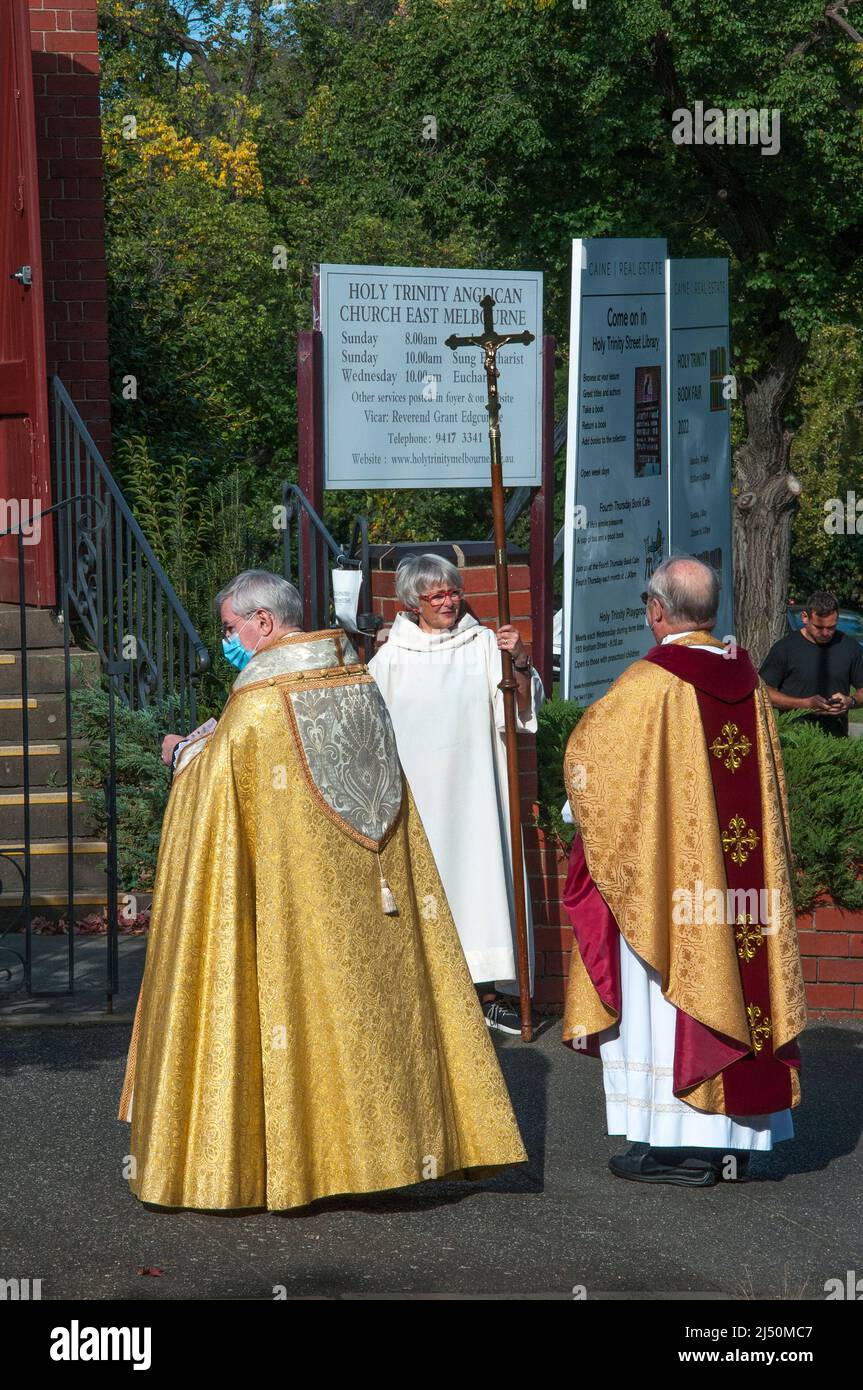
[445, 293, 535, 1041]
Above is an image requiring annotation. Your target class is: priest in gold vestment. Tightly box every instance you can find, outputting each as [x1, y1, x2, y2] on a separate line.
[562, 557, 807, 1187]
[118, 570, 526, 1211]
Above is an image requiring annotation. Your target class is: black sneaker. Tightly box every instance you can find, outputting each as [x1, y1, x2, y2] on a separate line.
[482, 997, 522, 1035]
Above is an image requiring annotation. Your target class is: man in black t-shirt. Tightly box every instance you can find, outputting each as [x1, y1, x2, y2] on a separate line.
[760, 591, 863, 737]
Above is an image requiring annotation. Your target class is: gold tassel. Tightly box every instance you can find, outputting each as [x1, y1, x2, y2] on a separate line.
[377, 850, 398, 915]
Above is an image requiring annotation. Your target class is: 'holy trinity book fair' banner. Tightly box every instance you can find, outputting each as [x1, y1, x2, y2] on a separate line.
[562, 240, 733, 703]
[319, 263, 543, 489]
[666, 258, 734, 642]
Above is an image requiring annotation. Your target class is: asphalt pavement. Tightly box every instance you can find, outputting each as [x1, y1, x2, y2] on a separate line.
[1, 1013, 860, 1300]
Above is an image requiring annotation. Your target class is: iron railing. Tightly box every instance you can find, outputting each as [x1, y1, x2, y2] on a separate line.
[280, 483, 380, 658]
[50, 375, 210, 726]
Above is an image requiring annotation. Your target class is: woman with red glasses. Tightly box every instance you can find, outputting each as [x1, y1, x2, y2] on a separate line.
[369, 553, 544, 1035]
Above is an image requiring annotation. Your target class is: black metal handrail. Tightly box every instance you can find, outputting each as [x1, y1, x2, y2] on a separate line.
[280, 483, 380, 656]
[0, 381, 210, 1006]
[50, 375, 210, 727]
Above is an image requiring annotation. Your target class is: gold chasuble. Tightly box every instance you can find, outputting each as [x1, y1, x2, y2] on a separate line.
[118, 630, 526, 1211]
[562, 632, 807, 1117]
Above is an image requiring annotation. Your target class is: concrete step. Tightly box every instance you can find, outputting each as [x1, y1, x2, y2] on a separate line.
[0, 790, 94, 838]
[0, 649, 99, 695]
[0, 740, 86, 787]
[0, 694, 68, 741]
[0, 606, 66, 650]
[0, 839, 108, 892]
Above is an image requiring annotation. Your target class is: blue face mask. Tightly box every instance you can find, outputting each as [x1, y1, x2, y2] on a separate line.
[221, 618, 261, 670]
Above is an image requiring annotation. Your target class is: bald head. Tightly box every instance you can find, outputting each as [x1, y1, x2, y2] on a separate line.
[646, 556, 720, 635]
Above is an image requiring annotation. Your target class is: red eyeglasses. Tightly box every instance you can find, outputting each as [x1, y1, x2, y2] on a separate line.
[419, 589, 462, 607]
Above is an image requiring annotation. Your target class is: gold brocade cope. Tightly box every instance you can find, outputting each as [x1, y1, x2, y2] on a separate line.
[118, 630, 526, 1211]
[562, 633, 806, 1115]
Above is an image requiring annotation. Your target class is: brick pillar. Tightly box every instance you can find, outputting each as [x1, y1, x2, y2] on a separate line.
[28, 1, 112, 460]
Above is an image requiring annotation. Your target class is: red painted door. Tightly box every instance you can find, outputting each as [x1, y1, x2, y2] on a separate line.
[0, 0, 53, 605]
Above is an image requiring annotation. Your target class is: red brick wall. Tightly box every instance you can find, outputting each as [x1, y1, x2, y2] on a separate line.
[28, 0, 112, 460]
[796, 901, 863, 1019]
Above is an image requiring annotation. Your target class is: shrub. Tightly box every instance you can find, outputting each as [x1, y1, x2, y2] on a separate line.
[775, 712, 863, 911]
[71, 678, 177, 894]
[535, 697, 583, 848]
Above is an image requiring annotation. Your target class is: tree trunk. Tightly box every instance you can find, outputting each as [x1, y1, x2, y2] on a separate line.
[732, 324, 808, 666]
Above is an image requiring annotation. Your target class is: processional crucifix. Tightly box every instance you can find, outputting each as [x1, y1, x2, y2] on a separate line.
[445, 295, 535, 1042]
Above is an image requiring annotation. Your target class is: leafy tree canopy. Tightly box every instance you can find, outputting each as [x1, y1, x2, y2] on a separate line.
[98, 1, 863, 595]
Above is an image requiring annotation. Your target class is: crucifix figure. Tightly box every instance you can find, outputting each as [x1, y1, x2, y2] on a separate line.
[445, 294, 536, 1041]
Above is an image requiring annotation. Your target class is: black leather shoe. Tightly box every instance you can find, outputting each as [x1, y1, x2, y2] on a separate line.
[654, 1147, 752, 1181]
[608, 1145, 718, 1187]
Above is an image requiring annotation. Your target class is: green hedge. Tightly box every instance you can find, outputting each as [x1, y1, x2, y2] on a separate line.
[774, 712, 863, 912]
[535, 699, 863, 913]
[535, 698, 583, 849]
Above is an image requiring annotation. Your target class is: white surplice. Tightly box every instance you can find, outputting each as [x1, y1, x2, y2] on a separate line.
[369, 611, 543, 990]
[599, 632, 794, 1151]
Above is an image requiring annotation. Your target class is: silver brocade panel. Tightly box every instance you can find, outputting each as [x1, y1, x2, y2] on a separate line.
[288, 682, 404, 844]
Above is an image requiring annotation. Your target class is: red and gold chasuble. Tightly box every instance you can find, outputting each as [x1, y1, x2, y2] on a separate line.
[562, 633, 806, 1118]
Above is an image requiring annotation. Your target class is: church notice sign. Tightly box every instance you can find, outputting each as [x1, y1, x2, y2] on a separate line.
[666, 258, 734, 640]
[562, 237, 669, 704]
[319, 264, 543, 489]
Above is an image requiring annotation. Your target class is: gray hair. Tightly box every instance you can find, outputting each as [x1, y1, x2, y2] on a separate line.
[647, 555, 719, 627]
[214, 570, 303, 629]
[395, 554, 464, 610]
